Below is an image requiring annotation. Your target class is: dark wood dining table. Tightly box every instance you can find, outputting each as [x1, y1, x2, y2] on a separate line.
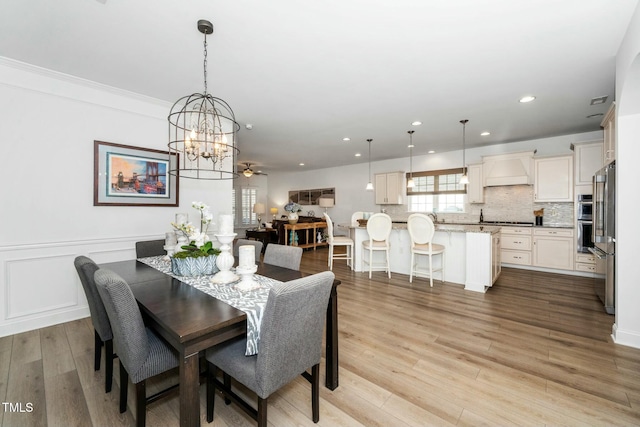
[98, 259, 340, 427]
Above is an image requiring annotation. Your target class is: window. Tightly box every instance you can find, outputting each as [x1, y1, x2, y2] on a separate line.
[406, 168, 466, 212]
[240, 187, 257, 225]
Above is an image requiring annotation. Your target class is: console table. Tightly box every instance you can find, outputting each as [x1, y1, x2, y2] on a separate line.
[284, 221, 328, 250]
[245, 228, 278, 253]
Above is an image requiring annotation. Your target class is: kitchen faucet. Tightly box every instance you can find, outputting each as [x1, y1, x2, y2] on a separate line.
[428, 212, 438, 223]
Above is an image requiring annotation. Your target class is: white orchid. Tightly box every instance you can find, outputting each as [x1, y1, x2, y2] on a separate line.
[190, 231, 210, 248]
[192, 201, 213, 234]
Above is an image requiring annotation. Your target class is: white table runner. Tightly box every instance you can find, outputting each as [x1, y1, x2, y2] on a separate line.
[137, 256, 282, 355]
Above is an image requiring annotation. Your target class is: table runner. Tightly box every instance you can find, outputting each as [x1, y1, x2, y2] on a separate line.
[137, 256, 282, 355]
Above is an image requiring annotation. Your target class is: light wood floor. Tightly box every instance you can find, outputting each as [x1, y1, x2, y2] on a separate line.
[2, 248, 640, 426]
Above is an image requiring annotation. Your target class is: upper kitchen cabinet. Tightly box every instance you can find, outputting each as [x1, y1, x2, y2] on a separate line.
[601, 102, 616, 165]
[375, 172, 404, 204]
[573, 141, 603, 187]
[534, 155, 573, 202]
[467, 163, 484, 204]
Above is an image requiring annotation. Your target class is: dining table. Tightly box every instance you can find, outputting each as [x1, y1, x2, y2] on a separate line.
[98, 258, 340, 427]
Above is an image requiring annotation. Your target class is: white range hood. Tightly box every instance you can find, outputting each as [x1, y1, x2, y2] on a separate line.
[482, 151, 535, 187]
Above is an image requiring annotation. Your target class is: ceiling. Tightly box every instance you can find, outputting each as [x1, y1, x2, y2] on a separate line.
[1, 0, 637, 173]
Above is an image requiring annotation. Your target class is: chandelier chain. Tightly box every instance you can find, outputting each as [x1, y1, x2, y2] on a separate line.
[203, 34, 208, 95]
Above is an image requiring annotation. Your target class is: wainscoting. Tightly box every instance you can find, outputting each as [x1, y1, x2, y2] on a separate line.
[0, 235, 160, 337]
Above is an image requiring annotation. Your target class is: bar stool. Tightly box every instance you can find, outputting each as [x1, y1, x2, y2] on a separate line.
[362, 213, 392, 278]
[324, 213, 354, 270]
[407, 213, 445, 287]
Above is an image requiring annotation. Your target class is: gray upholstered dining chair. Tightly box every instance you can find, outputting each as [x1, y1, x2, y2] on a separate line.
[74, 256, 115, 393]
[205, 271, 335, 427]
[233, 239, 264, 260]
[263, 244, 303, 270]
[94, 269, 179, 427]
[135, 239, 166, 258]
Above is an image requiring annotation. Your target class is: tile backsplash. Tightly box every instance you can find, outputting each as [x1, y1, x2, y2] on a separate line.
[384, 185, 574, 226]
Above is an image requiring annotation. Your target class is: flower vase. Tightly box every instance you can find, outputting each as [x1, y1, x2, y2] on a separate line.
[170, 254, 219, 276]
[288, 212, 299, 224]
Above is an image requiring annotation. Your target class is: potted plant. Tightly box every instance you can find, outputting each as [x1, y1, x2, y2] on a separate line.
[170, 202, 221, 276]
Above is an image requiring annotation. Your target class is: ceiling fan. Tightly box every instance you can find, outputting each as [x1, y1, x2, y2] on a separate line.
[241, 163, 267, 178]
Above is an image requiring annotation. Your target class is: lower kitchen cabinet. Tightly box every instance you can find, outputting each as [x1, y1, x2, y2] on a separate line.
[533, 228, 574, 270]
[575, 252, 605, 274]
[500, 227, 532, 266]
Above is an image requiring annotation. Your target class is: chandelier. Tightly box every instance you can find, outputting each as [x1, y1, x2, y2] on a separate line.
[168, 19, 240, 180]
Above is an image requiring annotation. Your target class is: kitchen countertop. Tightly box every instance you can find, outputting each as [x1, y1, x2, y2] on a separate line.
[341, 222, 572, 233]
[341, 223, 502, 234]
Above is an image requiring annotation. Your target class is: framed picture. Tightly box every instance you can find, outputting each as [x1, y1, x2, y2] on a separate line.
[94, 140, 179, 206]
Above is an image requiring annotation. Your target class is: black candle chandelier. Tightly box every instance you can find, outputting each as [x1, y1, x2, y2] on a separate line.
[168, 19, 240, 180]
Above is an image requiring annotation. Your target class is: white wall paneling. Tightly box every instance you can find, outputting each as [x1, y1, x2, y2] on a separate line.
[0, 58, 232, 337]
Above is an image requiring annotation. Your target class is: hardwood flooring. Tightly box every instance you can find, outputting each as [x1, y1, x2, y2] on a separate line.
[2, 248, 640, 426]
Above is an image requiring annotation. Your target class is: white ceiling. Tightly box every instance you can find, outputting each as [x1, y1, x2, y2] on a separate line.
[1, 0, 637, 173]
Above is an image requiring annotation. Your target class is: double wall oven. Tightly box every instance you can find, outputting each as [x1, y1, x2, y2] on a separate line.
[577, 194, 593, 253]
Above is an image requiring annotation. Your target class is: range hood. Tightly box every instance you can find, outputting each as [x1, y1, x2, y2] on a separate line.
[482, 151, 535, 187]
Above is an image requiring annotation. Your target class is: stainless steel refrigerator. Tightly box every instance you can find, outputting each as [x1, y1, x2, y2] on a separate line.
[589, 161, 615, 314]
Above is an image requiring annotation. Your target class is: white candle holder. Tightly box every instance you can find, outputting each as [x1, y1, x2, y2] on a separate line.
[234, 264, 259, 291]
[210, 233, 239, 284]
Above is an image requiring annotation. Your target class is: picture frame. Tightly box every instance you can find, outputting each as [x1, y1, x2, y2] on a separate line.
[94, 140, 179, 206]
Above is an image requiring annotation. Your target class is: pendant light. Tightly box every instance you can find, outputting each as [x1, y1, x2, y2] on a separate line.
[406, 130, 415, 188]
[366, 139, 374, 191]
[168, 19, 240, 180]
[459, 119, 470, 185]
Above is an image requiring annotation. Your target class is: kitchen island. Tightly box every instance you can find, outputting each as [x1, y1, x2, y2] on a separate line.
[341, 223, 502, 292]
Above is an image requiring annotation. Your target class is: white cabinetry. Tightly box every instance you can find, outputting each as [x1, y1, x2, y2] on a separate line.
[492, 232, 502, 282]
[601, 103, 615, 165]
[374, 172, 404, 205]
[534, 155, 573, 202]
[573, 141, 603, 187]
[533, 228, 574, 270]
[500, 227, 532, 266]
[465, 231, 501, 292]
[575, 252, 604, 274]
[467, 163, 484, 203]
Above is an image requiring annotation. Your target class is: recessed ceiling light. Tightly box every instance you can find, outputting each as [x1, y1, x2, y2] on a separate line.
[481, 131, 490, 136]
[586, 113, 604, 118]
[519, 95, 536, 103]
[428, 150, 435, 154]
[343, 137, 351, 141]
[355, 153, 361, 157]
[299, 163, 305, 166]
[411, 121, 422, 126]
[590, 96, 608, 105]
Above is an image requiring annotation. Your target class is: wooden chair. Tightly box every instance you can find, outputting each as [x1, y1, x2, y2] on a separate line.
[135, 239, 166, 258]
[74, 256, 115, 393]
[407, 213, 445, 287]
[361, 213, 392, 278]
[206, 271, 335, 427]
[263, 244, 303, 271]
[324, 213, 354, 270]
[94, 269, 179, 427]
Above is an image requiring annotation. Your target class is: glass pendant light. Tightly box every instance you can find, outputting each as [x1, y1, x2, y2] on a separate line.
[366, 139, 374, 191]
[407, 130, 415, 188]
[459, 119, 470, 185]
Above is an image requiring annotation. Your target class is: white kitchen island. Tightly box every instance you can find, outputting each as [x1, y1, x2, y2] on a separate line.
[341, 223, 502, 292]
